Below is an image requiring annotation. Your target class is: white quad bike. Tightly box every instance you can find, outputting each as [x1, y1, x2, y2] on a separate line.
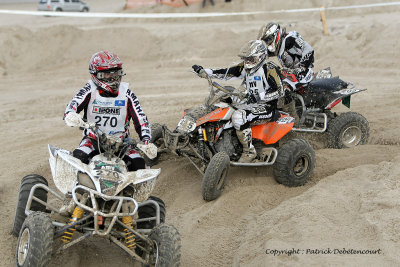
[12, 118, 181, 267]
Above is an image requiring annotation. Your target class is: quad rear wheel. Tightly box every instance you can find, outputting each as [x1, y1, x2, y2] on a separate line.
[201, 152, 230, 201]
[327, 111, 370, 148]
[137, 196, 166, 230]
[274, 139, 315, 187]
[12, 174, 48, 237]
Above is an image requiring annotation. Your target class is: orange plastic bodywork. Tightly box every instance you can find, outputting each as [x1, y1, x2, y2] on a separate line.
[252, 115, 294, 145]
[182, 106, 293, 145]
[196, 107, 230, 126]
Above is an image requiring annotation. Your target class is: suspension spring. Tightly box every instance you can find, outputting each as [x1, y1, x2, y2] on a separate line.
[198, 127, 206, 161]
[61, 206, 84, 243]
[122, 216, 136, 249]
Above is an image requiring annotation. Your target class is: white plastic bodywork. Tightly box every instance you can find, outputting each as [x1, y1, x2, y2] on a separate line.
[48, 145, 82, 195]
[48, 144, 160, 202]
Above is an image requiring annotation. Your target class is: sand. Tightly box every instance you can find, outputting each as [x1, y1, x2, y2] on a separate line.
[0, 0, 399, 266]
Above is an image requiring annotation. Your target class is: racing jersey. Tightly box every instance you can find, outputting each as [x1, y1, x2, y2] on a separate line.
[205, 61, 283, 110]
[64, 80, 151, 142]
[276, 31, 314, 71]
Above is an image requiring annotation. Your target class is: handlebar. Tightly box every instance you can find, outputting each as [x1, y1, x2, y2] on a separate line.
[199, 71, 241, 97]
[193, 71, 245, 107]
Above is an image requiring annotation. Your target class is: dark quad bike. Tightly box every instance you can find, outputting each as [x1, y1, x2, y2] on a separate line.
[12, 121, 181, 267]
[281, 67, 370, 148]
[150, 73, 316, 201]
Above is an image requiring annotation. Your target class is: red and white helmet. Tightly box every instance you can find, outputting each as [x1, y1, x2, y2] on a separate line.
[257, 22, 286, 55]
[89, 51, 124, 94]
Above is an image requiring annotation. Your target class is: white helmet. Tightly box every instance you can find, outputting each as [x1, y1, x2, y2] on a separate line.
[238, 40, 267, 74]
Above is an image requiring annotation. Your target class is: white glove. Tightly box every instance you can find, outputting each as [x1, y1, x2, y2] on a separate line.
[137, 142, 158, 160]
[198, 69, 208, 79]
[65, 112, 84, 128]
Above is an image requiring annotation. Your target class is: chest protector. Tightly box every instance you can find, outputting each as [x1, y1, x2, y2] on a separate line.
[278, 31, 302, 68]
[245, 66, 268, 102]
[87, 81, 129, 135]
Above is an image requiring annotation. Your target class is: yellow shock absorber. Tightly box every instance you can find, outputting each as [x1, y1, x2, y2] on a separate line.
[61, 206, 84, 243]
[122, 216, 136, 249]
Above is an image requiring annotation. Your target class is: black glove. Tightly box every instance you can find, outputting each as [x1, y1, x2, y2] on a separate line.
[192, 64, 203, 74]
[222, 96, 233, 104]
[246, 93, 257, 104]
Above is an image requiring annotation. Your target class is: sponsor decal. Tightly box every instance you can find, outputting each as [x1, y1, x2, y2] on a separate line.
[115, 100, 126, 106]
[337, 89, 359, 95]
[92, 99, 113, 106]
[254, 76, 261, 81]
[276, 116, 295, 124]
[249, 81, 257, 88]
[92, 106, 121, 115]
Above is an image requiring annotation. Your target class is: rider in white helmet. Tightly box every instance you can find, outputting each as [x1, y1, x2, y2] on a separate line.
[193, 40, 284, 163]
[258, 22, 314, 89]
[64, 51, 153, 171]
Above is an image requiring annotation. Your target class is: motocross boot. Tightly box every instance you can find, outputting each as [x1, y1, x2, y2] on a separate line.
[236, 129, 257, 163]
[283, 99, 300, 127]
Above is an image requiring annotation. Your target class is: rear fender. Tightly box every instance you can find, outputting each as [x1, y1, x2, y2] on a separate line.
[325, 88, 366, 109]
[116, 169, 160, 203]
[252, 115, 295, 145]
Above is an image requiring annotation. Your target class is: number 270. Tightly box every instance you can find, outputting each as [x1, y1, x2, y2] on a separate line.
[95, 116, 117, 127]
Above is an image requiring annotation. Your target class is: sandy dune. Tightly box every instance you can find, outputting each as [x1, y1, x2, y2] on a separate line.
[0, 0, 399, 266]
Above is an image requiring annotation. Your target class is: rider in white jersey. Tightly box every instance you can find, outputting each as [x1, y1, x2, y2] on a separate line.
[64, 51, 152, 171]
[192, 40, 284, 163]
[258, 22, 314, 122]
[258, 22, 314, 89]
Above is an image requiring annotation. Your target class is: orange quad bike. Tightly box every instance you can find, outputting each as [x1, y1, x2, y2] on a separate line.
[150, 74, 315, 201]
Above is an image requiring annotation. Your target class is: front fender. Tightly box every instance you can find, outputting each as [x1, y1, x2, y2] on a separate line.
[48, 144, 90, 194]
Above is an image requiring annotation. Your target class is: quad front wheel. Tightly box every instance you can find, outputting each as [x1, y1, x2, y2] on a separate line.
[326, 112, 370, 148]
[150, 123, 163, 143]
[274, 139, 315, 187]
[201, 152, 230, 201]
[147, 223, 181, 267]
[16, 212, 54, 267]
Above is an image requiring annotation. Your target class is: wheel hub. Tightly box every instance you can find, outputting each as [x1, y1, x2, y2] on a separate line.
[294, 156, 309, 176]
[17, 228, 30, 265]
[342, 126, 362, 147]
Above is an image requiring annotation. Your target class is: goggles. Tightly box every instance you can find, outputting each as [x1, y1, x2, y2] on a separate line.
[96, 69, 124, 81]
[262, 24, 278, 45]
[242, 56, 257, 66]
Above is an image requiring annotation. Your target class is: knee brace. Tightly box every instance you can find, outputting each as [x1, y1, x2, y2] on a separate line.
[73, 149, 90, 164]
[124, 156, 146, 172]
[232, 109, 247, 130]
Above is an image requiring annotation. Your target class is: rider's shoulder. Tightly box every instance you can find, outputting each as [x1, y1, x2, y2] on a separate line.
[265, 61, 279, 70]
[287, 30, 300, 36]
